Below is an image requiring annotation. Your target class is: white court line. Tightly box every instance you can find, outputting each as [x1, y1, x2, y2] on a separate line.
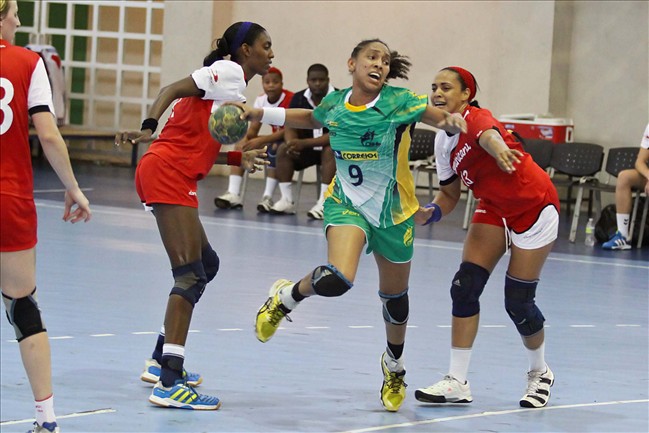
[0, 408, 115, 426]
[338, 399, 649, 433]
[3, 323, 642, 344]
[34, 201, 649, 270]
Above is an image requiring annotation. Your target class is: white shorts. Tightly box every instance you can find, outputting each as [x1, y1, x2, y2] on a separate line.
[510, 205, 559, 250]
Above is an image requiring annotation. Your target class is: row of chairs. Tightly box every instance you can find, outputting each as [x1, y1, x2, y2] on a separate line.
[408, 128, 648, 248]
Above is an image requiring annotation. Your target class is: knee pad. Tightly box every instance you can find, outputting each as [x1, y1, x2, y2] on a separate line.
[450, 262, 490, 318]
[379, 288, 409, 325]
[2, 288, 46, 342]
[504, 274, 545, 336]
[201, 245, 220, 283]
[311, 264, 353, 297]
[170, 261, 207, 307]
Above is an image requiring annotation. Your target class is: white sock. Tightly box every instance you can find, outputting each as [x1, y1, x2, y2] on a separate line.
[319, 184, 329, 201]
[227, 175, 243, 196]
[263, 177, 278, 198]
[279, 182, 293, 203]
[278, 285, 299, 310]
[526, 342, 546, 372]
[617, 213, 630, 238]
[448, 347, 472, 384]
[35, 394, 56, 426]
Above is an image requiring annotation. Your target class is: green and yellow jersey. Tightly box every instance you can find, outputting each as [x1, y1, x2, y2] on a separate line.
[313, 85, 427, 228]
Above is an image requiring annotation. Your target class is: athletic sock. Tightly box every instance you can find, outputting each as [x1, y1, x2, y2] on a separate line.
[263, 177, 278, 198]
[279, 182, 293, 203]
[152, 326, 165, 362]
[228, 175, 243, 196]
[160, 344, 185, 387]
[35, 394, 56, 427]
[449, 347, 472, 384]
[526, 341, 547, 372]
[617, 213, 630, 238]
[387, 342, 404, 361]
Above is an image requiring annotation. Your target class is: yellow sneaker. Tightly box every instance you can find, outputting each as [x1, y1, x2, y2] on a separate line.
[380, 352, 407, 412]
[255, 279, 294, 343]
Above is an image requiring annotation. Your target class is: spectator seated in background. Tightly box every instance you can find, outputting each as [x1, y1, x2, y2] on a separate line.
[602, 123, 649, 250]
[269, 63, 337, 220]
[214, 67, 294, 212]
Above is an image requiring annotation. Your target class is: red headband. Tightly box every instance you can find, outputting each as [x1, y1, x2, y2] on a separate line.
[266, 67, 283, 79]
[447, 66, 476, 102]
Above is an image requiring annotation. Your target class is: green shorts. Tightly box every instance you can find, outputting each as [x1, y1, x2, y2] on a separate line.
[323, 197, 414, 263]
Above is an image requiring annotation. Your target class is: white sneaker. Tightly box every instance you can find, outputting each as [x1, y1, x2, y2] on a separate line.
[307, 198, 325, 220]
[519, 365, 554, 408]
[415, 375, 473, 403]
[270, 197, 296, 215]
[257, 196, 274, 213]
[214, 191, 243, 209]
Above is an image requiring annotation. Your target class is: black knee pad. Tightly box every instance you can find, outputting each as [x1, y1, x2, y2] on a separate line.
[379, 288, 409, 325]
[170, 261, 207, 307]
[2, 288, 46, 342]
[450, 262, 490, 318]
[504, 274, 545, 336]
[201, 244, 220, 283]
[311, 264, 353, 297]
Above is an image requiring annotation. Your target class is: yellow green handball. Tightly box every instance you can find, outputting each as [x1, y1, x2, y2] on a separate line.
[208, 105, 248, 145]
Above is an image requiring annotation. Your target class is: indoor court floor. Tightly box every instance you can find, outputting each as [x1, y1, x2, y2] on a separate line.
[1, 161, 648, 433]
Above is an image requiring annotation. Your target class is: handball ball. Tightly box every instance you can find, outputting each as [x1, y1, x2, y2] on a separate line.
[208, 105, 248, 145]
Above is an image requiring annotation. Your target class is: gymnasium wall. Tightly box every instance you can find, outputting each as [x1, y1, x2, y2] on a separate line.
[161, 1, 648, 151]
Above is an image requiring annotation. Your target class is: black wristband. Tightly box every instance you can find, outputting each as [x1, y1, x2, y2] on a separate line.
[141, 118, 158, 133]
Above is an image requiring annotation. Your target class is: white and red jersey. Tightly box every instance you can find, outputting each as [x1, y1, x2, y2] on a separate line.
[0, 39, 55, 199]
[435, 105, 556, 219]
[253, 88, 294, 133]
[145, 60, 247, 180]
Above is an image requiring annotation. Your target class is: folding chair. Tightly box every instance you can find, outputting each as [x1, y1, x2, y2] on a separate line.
[547, 142, 604, 241]
[567, 147, 637, 242]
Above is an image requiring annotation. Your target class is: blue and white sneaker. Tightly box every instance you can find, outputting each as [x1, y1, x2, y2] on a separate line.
[27, 421, 59, 433]
[149, 380, 221, 410]
[140, 358, 203, 387]
[602, 231, 631, 250]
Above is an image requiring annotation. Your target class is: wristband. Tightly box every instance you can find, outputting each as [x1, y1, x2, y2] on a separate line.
[226, 151, 242, 166]
[424, 202, 442, 225]
[140, 118, 158, 133]
[261, 107, 286, 126]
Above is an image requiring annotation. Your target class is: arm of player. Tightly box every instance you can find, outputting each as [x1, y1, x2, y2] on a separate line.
[420, 106, 467, 135]
[32, 111, 92, 223]
[415, 179, 462, 225]
[227, 102, 323, 130]
[115, 76, 202, 146]
[478, 129, 523, 174]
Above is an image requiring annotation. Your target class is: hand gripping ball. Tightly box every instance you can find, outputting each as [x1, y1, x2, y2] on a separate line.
[208, 105, 248, 145]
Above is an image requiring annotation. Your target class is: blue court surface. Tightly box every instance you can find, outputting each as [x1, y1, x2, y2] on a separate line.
[1, 163, 648, 433]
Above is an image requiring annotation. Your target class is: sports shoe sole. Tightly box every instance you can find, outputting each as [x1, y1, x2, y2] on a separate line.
[414, 389, 472, 403]
[214, 198, 243, 209]
[149, 394, 221, 410]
